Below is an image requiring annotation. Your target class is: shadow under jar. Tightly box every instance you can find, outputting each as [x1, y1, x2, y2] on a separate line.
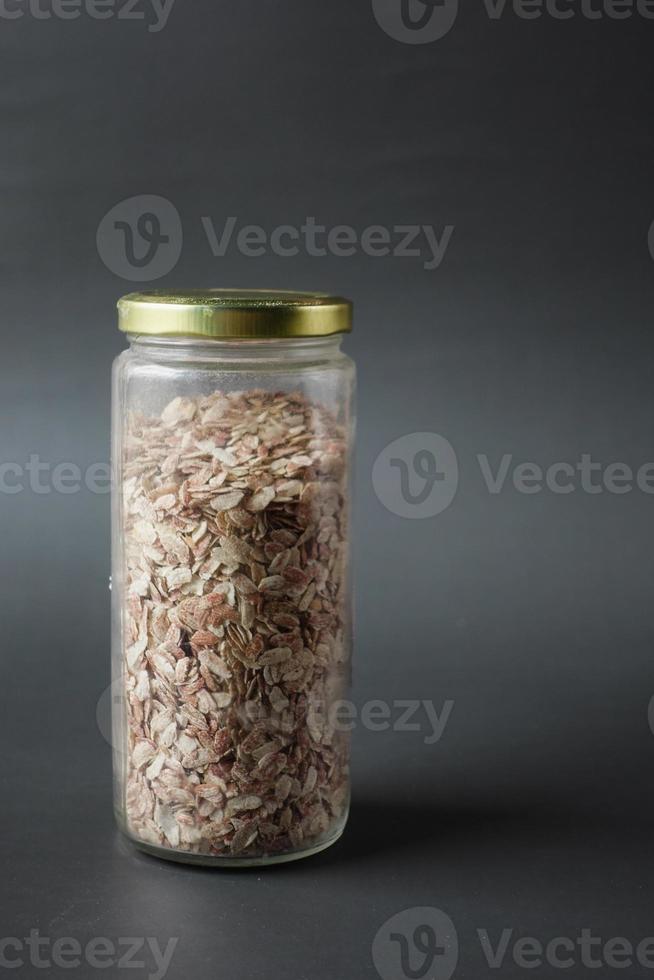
[111, 290, 356, 866]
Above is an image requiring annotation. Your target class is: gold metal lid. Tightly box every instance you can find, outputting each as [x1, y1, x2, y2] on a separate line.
[117, 289, 352, 339]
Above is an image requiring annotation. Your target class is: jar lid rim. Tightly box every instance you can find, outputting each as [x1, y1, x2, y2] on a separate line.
[117, 289, 353, 339]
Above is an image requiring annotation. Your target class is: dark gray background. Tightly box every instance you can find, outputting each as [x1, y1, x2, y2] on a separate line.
[2, 1, 654, 977]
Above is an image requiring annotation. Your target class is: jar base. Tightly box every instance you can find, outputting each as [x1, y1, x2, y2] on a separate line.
[118, 823, 346, 868]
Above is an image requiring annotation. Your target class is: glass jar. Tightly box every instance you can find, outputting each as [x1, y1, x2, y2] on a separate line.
[111, 290, 355, 866]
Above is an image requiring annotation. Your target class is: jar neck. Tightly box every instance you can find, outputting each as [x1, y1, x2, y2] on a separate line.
[127, 334, 344, 364]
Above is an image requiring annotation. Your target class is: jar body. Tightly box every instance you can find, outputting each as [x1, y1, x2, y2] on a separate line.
[111, 336, 355, 865]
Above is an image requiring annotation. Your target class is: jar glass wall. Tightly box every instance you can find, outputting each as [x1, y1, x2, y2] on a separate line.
[111, 293, 355, 866]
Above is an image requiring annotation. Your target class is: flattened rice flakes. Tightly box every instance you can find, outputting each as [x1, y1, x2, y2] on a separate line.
[121, 390, 350, 859]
